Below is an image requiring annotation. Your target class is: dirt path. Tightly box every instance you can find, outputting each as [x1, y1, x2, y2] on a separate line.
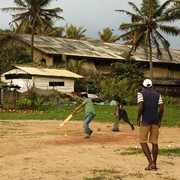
[0, 120, 179, 180]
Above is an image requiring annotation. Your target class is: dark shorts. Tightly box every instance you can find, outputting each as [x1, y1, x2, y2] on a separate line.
[119, 111, 130, 123]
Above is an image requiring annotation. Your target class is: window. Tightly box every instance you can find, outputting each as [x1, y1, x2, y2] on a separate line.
[5, 74, 32, 79]
[40, 58, 46, 65]
[49, 82, 64, 86]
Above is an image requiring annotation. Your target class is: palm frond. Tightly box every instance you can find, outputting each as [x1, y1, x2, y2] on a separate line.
[1, 7, 26, 12]
[128, 2, 144, 17]
[154, 0, 171, 17]
[165, 3, 180, 20]
[166, 5, 180, 14]
[119, 29, 141, 40]
[120, 22, 144, 31]
[116, 9, 143, 22]
[134, 32, 146, 51]
[151, 33, 162, 58]
[14, 0, 26, 8]
[157, 12, 180, 22]
[158, 24, 180, 36]
[141, 0, 160, 17]
[153, 30, 172, 60]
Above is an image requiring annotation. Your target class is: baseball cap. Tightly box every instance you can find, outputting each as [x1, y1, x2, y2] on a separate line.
[143, 79, 152, 87]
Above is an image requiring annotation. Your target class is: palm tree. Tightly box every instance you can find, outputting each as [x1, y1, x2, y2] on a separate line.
[1, 0, 64, 59]
[116, 0, 180, 80]
[64, 23, 87, 40]
[98, 27, 119, 43]
[165, 0, 180, 19]
[35, 21, 64, 37]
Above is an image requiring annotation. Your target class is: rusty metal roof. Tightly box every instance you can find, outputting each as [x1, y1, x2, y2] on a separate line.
[1, 34, 180, 64]
[14, 65, 83, 79]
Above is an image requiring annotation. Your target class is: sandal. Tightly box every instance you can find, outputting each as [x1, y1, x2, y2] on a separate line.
[145, 166, 157, 171]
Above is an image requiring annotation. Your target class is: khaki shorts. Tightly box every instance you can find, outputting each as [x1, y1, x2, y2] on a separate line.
[139, 124, 159, 144]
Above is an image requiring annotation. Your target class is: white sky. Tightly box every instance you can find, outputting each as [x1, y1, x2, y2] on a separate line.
[0, 0, 179, 49]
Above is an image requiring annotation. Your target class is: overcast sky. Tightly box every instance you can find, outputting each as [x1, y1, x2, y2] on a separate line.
[0, 0, 179, 49]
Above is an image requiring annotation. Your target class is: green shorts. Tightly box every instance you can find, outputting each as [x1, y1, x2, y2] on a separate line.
[139, 124, 159, 144]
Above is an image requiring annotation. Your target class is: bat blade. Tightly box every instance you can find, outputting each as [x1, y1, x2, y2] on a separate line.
[59, 114, 73, 127]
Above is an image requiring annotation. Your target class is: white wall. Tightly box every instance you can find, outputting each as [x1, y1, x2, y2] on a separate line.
[1, 69, 33, 92]
[33, 76, 75, 92]
[1, 70, 75, 93]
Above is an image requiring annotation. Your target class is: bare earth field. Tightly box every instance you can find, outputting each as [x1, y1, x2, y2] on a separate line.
[0, 120, 179, 180]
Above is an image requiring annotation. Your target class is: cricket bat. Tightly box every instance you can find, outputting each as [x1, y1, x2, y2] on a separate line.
[59, 114, 73, 127]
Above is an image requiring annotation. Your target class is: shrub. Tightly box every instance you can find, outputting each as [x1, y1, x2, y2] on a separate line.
[163, 96, 180, 105]
[17, 96, 32, 110]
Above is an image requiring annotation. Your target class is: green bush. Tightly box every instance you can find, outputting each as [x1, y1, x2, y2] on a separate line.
[32, 95, 44, 110]
[17, 94, 44, 110]
[17, 96, 32, 110]
[163, 96, 180, 105]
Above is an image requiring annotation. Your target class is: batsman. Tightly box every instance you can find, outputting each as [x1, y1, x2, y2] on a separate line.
[72, 93, 96, 138]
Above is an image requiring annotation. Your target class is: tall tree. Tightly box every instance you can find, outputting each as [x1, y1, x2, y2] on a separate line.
[64, 23, 87, 40]
[35, 21, 64, 37]
[0, 45, 32, 73]
[116, 0, 180, 80]
[1, 0, 63, 59]
[98, 27, 119, 43]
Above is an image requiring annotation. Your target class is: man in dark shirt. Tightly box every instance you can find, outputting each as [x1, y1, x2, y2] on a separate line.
[137, 79, 164, 171]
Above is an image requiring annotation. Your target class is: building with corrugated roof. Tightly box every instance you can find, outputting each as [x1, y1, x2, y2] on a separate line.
[0, 34, 180, 96]
[0, 65, 83, 108]
[1, 65, 83, 93]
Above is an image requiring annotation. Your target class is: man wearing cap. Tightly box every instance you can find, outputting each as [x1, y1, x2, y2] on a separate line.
[137, 79, 164, 171]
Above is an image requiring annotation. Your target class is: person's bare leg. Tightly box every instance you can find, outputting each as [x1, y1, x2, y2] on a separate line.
[152, 143, 158, 168]
[140, 143, 155, 169]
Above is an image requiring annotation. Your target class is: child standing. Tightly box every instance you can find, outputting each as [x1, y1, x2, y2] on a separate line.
[112, 99, 134, 132]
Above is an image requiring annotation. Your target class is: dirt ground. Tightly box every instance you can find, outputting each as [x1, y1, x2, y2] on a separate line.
[0, 120, 179, 180]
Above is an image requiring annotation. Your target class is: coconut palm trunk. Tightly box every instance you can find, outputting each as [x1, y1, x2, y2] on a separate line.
[148, 31, 153, 81]
[31, 18, 36, 59]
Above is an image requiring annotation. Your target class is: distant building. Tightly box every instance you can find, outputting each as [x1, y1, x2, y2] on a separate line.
[0, 34, 180, 96]
[0, 65, 83, 108]
[1, 65, 83, 93]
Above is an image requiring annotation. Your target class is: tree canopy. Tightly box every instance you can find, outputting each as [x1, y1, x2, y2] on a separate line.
[1, 0, 64, 58]
[116, 0, 180, 80]
[98, 27, 119, 43]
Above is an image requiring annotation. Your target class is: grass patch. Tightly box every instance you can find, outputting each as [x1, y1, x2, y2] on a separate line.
[162, 105, 180, 127]
[117, 147, 180, 157]
[126, 172, 144, 178]
[84, 177, 105, 180]
[84, 169, 120, 180]
[92, 169, 119, 174]
[0, 105, 179, 127]
[84, 169, 145, 179]
[116, 147, 142, 155]
[159, 148, 180, 157]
